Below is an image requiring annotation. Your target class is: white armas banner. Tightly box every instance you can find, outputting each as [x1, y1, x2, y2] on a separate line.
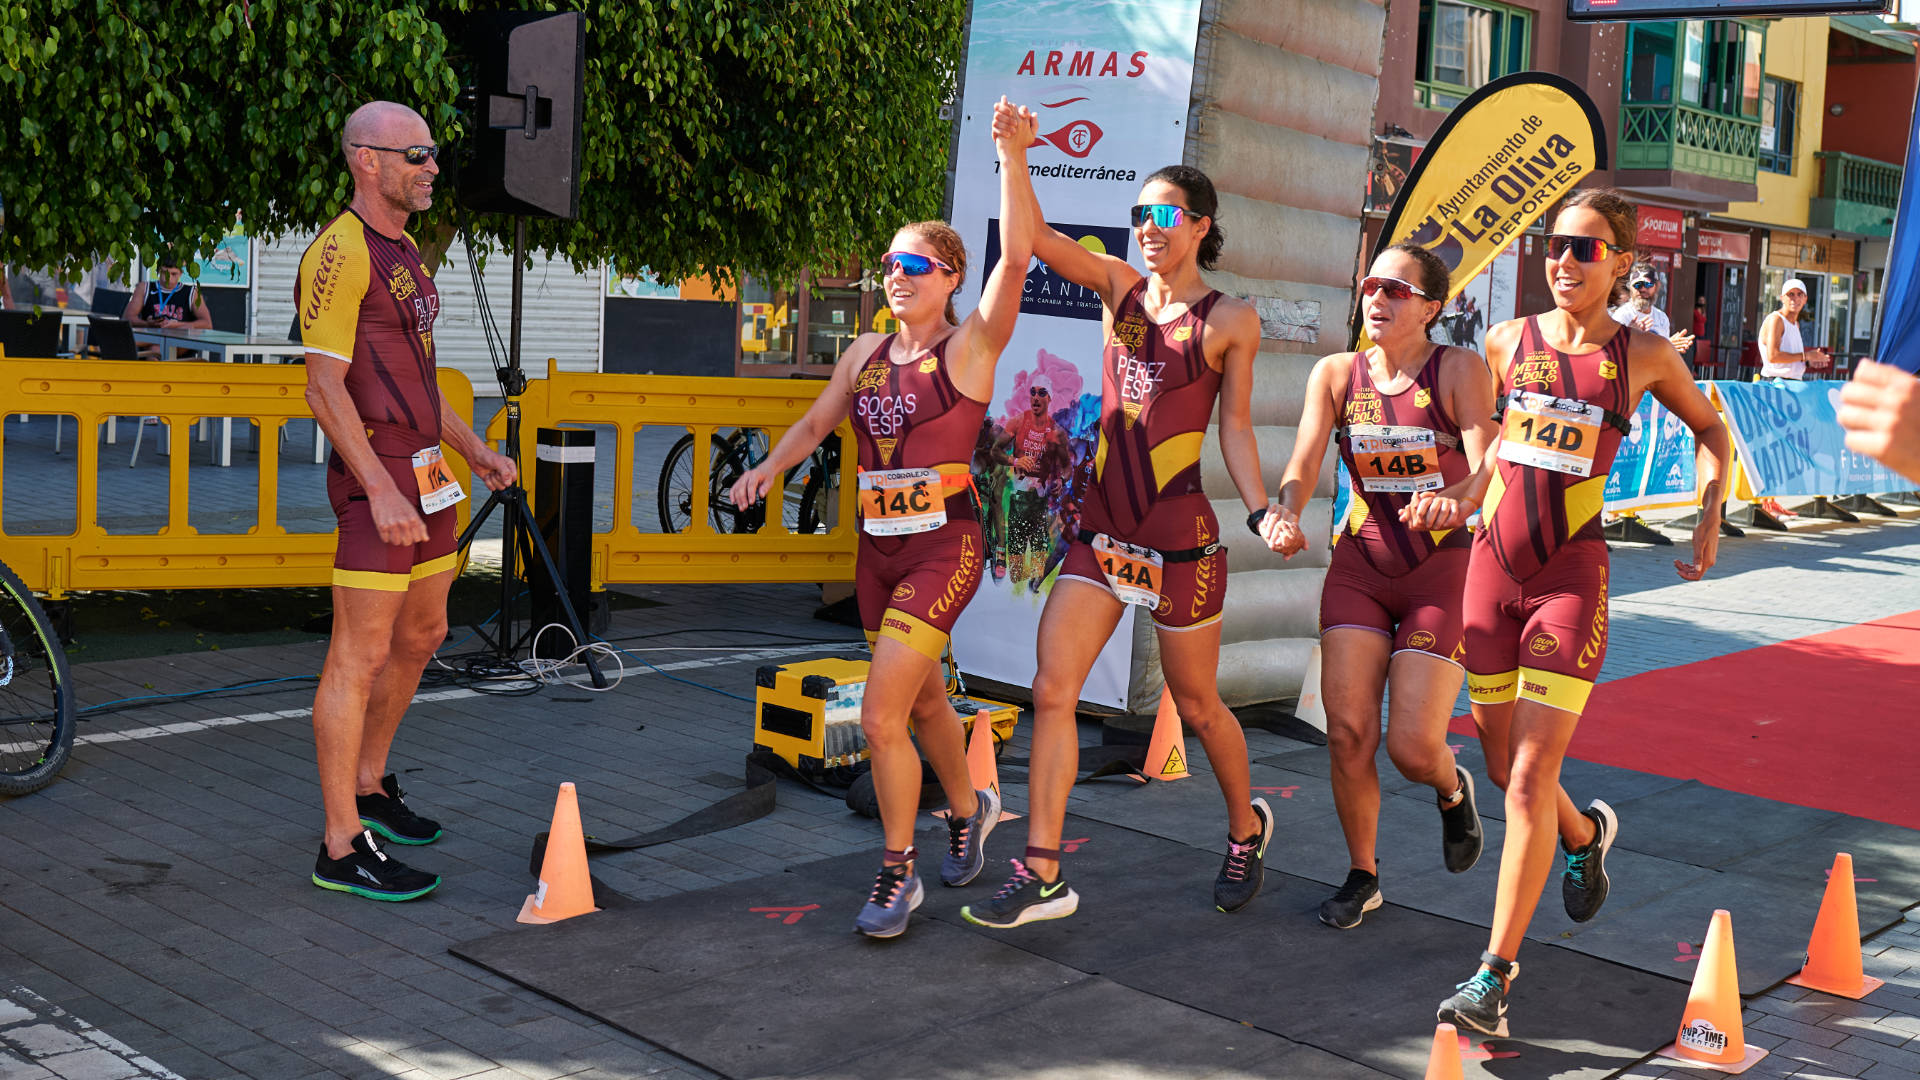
[948, 0, 1204, 708]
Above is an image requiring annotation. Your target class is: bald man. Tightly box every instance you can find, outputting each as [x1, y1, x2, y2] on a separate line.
[300, 101, 517, 901]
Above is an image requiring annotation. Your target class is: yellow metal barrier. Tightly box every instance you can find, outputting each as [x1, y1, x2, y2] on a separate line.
[487, 361, 858, 586]
[0, 358, 473, 598]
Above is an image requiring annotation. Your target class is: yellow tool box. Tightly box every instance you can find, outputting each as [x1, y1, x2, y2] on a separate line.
[753, 656, 1019, 774]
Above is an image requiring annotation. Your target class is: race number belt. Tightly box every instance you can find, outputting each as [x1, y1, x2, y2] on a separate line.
[1075, 529, 1221, 563]
[411, 445, 466, 515]
[1493, 392, 1632, 435]
[1340, 424, 1447, 493]
[856, 464, 972, 536]
[1088, 532, 1165, 609]
[1495, 392, 1609, 477]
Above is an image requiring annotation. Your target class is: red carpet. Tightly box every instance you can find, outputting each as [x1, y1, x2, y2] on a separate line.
[1451, 610, 1920, 829]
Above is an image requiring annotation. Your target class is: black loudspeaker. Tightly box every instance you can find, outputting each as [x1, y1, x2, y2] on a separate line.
[459, 11, 585, 220]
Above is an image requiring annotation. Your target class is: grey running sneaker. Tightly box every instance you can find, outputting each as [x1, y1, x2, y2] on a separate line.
[940, 787, 1002, 887]
[1439, 764, 1484, 873]
[962, 860, 1078, 929]
[1318, 867, 1383, 929]
[1561, 798, 1617, 923]
[1214, 798, 1275, 913]
[312, 829, 440, 901]
[854, 861, 923, 938]
[1437, 952, 1518, 1038]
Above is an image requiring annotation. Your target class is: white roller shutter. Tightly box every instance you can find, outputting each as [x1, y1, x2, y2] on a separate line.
[255, 228, 604, 396]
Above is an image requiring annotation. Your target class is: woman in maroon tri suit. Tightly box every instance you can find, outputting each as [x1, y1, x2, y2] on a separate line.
[962, 164, 1273, 930]
[1435, 188, 1731, 1036]
[730, 100, 1036, 939]
[1264, 244, 1497, 931]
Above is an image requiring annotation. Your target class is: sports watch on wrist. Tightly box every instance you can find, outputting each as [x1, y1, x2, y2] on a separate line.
[1246, 507, 1269, 536]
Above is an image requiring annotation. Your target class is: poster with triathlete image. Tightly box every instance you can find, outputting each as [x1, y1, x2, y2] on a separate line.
[947, 0, 1203, 707]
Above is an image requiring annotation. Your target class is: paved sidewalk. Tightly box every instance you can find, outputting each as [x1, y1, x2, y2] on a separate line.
[0, 503, 1917, 1077]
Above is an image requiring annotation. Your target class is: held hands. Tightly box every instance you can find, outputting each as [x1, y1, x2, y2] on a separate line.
[1400, 489, 1477, 531]
[991, 96, 1038, 159]
[1259, 501, 1307, 558]
[729, 464, 775, 511]
[370, 486, 430, 547]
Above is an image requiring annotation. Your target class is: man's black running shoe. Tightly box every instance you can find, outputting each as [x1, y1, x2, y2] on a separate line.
[962, 860, 1078, 929]
[1214, 798, 1274, 913]
[1318, 867, 1383, 929]
[313, 829, 440, 901]
[1437, 952, 1517, 1038]
[1439, 764, 1484, 873]
[357, 773, 443, 845]
[1562, 798, 1617, 923]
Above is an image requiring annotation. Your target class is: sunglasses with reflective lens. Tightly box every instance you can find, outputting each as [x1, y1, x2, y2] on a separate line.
[880, 250, 955, 277]
[1359, 275, 1433, 301]
[1130, 203, 1189, 229]
[352, 142, 439, 166]
[1544, 234, 1622, 262]
[1632, 280, 1658, 289]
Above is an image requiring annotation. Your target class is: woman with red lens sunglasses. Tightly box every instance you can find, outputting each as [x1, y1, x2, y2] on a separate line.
[961, 161, 1274, 931]
[1264, 243, 1498, 931]
[729, 98, 1038, 939]
[1436, 188, 1731, 1037]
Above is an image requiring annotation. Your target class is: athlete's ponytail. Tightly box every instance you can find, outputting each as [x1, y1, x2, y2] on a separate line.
[1380, 243, 1451, 331]
[897, 220, 968, 326]
[1144, 165, 1224, 271]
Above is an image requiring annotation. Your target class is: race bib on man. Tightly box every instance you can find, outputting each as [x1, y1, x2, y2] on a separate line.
[1498, 392, 1603, 477]
[1091, 532, 1164, 608]
[1349, 426, 1444, 493]
[857, 467, 947, 536]
[411, 446, 466, 515]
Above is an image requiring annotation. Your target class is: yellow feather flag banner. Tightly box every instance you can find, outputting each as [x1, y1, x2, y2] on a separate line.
[1358, 73, 1608, 349]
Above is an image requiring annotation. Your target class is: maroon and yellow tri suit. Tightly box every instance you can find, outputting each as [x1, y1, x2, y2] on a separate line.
[1464, 315, 1636, 714]
[1319, 345, 1472, 661]
[1058, 281, 1227, 630]
[296, 209, 455, 592]
[850, 334, 988, 661]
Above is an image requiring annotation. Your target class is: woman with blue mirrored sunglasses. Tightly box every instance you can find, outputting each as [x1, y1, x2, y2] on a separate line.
[729, 97, 1041, 942]
[960, 158, 1277, 932]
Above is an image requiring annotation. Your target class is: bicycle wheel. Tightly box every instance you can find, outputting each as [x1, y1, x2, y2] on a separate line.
[658, 433, 727, 534]
[0, 560, 74, 796]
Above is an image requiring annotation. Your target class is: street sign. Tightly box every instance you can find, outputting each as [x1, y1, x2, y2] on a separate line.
[1568, 0, 1885, 20]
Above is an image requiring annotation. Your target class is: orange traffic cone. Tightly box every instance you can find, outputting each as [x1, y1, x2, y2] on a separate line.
[1424, 1022, 1463, 1080]
[1658, 909, 1767, 1074]
[963, 710, 1020, 822]
[518, 782, 601, 924]
[1786, 852, 1885, 999]
[1144, 685, 1190, 782]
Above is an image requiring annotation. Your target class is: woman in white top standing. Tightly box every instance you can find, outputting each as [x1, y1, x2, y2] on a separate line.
[1759, 278, 1830, 381]
[1756, 278, 1832, 518]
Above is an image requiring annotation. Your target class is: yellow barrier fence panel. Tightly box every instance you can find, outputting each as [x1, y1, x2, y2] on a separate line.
[485, 362, 858, 587]
[0, 358, 473, 597]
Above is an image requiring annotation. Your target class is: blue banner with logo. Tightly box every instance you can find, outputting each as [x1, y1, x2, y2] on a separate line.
[1637, 395, 1699, 507]
[1713, 379, 1909, 496]
[1603, 397, 1655, 509]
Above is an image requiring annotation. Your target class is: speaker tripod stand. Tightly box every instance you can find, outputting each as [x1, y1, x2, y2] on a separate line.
[453, 215, 607, 689]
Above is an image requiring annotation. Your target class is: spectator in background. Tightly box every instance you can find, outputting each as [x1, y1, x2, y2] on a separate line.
[124, 256, 212, 359]
[1838, 359, 1920, 485]
[1612, 263, 1695, 357]
[1755, 278, 1832, 518]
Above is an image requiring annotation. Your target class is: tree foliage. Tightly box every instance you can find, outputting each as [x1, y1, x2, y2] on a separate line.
[0, 0, 964, 285]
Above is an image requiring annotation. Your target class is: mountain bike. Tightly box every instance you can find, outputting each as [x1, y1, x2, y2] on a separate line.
[0, 558, 76, 796]
[658, 428, 839, 536]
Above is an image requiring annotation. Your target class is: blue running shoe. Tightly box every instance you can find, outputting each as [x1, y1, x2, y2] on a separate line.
[941, 787, 1001, 887]
[854, 861, 923, 938]
[1438, 952, 1518, 1038]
